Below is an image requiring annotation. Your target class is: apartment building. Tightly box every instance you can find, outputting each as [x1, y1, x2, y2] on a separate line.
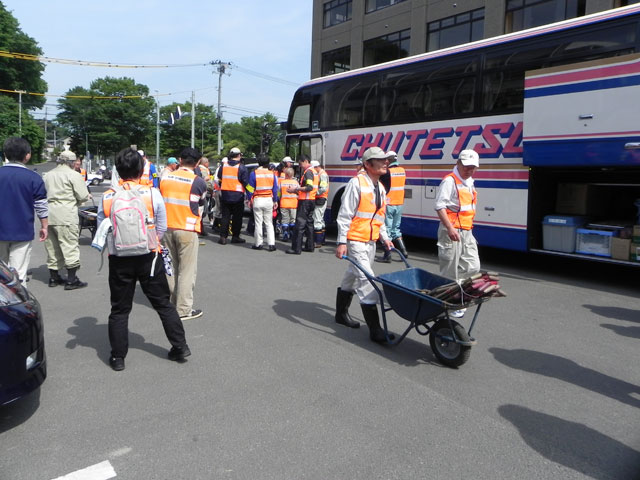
[311, 0, 638, 78]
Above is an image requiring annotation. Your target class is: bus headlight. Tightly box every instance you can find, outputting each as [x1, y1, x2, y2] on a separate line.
[26, 349, 39, 370]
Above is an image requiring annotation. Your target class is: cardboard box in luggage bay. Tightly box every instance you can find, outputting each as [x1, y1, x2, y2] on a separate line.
[575, 229, 613, 257]
[611, 237, 631, 261]
[556, 184, 607, 216]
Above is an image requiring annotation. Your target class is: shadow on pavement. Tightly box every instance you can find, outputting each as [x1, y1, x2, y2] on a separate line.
[584, 304, 640, 323]
[489, 348, 640, 409]
[65, 316, 168, 364]
[0, 388, 41, 434]
[272, 298, 450, 369]
[499, 404, 640, 480]
[600, 323, 640, 339]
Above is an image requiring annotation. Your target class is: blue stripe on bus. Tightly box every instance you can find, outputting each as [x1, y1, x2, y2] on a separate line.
[524, 137, 640, 166]
[398, 217, 528, 251]
[524, 75, 640, 98]
[331, 176, 527, 189]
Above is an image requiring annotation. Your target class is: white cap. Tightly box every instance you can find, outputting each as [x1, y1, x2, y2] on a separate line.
[386, 150, 397, 158]
[221, 157, 228, 164]
[229, 147, 241, 155]
[361, 146, 387, 163]
[60, 150, 77, 161]
[282, 156, 292, 163]
[137, 149, 145, 157]
[458, 149, 479, 167]
[310, 160, 320, 168]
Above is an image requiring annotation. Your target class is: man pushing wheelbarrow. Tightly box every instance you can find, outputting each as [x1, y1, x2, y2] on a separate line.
[334, 147, 396, 344]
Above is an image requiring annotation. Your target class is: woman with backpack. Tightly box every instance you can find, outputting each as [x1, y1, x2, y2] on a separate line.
[96, 148, 191, 372]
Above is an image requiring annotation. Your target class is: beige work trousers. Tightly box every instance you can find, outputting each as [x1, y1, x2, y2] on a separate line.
[162, 229, 199, 317]
[45, 224, 81, 271]
[436, 225, 480, 281]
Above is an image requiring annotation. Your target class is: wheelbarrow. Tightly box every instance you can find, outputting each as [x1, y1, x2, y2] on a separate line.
[78, 205, 98, 238]
[343, 250, 492, 367]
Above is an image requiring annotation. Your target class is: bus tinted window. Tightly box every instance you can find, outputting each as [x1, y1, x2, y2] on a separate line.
[291, 104, 310, 131]
[326, 78, 378, 128]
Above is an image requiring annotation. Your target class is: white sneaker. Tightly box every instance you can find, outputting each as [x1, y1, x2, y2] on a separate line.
[450, 309, 466, 318]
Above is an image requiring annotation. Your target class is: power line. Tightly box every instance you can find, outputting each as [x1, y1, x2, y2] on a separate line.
[0, 50, 207, 68]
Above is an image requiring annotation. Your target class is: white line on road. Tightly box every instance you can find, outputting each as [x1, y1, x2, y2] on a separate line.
[51, 460, 116, 480]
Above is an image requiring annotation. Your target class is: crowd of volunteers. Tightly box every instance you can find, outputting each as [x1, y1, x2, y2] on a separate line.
[0, 135, 480, 370]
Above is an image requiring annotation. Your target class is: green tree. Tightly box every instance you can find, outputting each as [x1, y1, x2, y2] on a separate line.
[222, 113, 284, 161]
[0, 95, 44, 162]
[0, 2, 47, 109]
[57, 77, 155, 158]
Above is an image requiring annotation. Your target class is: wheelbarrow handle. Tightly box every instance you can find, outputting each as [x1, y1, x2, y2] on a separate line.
[389, 247, 411, 268]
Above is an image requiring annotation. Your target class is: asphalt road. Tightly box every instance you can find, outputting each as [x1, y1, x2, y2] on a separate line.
[1, 178, 639, 480]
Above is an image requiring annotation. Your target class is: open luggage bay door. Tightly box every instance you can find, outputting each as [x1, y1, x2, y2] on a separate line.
[522, 53, 640, 168]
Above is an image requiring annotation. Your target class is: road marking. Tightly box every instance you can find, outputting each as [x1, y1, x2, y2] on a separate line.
[51, 460, 116, 480]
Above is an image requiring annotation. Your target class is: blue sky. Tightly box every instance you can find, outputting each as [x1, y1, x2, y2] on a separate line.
[4, 1, 312, 123]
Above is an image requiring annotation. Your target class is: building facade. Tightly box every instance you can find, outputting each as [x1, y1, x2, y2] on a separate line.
[312, 0, 637, 78]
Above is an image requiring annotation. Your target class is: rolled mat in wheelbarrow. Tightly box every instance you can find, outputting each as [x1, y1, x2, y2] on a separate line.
[377, 268, 458, 323]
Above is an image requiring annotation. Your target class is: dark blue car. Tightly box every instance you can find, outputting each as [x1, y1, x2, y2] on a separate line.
[0, 260, 46, 406]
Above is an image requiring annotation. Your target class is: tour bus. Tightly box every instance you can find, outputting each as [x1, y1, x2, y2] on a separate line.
[285, 5, 640, 264]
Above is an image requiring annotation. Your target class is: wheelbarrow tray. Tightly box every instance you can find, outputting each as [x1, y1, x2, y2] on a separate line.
[376, 268, 454, 324]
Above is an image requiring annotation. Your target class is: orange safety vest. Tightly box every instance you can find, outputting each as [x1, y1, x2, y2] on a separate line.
[279, 179, 299, 209]
[254, 167, 275, 198]
[387, 165, 406, 206]
[316, 168, 329, 200]
[221, 163, 243, 193]
[444, 173, 476, 231]
[102, 181, 159, 252]
[298, 167, 319, 201]
[347, 173, 386, 243]
[160, 168, 201, 233]
[140, 161, 153, 186]
[80, 168, 87, 181]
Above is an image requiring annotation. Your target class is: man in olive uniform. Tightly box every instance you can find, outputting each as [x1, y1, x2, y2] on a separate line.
[44, 149, 90, 290]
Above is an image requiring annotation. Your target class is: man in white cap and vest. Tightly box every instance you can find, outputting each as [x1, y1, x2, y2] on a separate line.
[334, 147, 395, 344]
[434, 149, 481, 318]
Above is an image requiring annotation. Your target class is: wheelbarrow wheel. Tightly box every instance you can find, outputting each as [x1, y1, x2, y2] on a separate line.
[429, 318, 471, 368]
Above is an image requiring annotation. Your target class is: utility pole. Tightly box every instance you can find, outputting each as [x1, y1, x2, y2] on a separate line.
[44, 107, 48, 153]
[155, 91, 160, 163]
[211, 60, 230, 155]
[17, 90, 25, 135]
[191, 91, 195, 148]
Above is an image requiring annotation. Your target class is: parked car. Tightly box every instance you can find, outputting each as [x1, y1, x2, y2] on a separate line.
[0, 260, 46, 406]
[86, 172, 103, 186]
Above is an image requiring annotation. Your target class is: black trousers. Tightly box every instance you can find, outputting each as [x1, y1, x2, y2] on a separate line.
[220, 200, 244, 238]
[108, 252, 186, 358]
[291, 199, 315, 252]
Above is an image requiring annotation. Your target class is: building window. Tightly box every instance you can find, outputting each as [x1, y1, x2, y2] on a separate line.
[321, 47, 351, 76]
[505, 0, 586, 33]
[365, 0, 407, 14]
[363, 29, 410, 67]
[427, 8, 484, 52]
[324, 0, 352, 28]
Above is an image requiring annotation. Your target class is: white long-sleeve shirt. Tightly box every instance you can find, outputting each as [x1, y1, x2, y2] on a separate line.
[336, 172, 390, 244]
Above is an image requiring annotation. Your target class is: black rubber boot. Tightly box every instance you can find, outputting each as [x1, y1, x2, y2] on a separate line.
[361, 303, 393, 344]
[314, 230, 323, 248]
[48, 269, 66, 287]
[393, 237, 408, 258]
[335, 288, 360, 328]
[64, 267, 88, 290]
